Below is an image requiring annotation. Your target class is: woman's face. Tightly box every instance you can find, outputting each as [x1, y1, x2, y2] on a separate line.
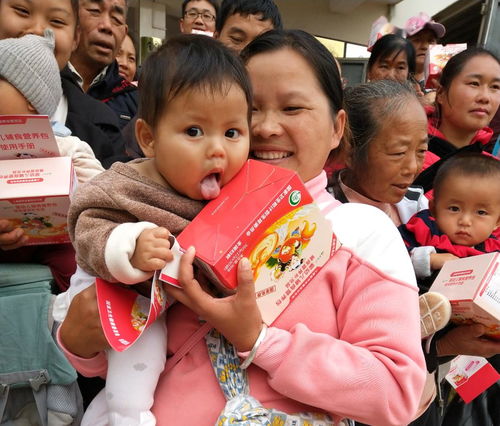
[438, 54, 500, 136]
[350, 97, 428, 204]
[116, 34, 136, 82]
[368, 50, 410, 82]
[246, 47, 345, 183]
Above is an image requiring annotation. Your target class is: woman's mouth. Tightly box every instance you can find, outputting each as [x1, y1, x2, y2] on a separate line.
[252, 150, 292, 160]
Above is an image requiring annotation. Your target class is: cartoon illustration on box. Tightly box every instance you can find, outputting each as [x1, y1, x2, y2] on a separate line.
[249, 205, 318, 281]
[131, 297, 149, 332]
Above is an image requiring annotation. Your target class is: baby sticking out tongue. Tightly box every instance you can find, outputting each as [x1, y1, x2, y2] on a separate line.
[200, 173, 221, 200]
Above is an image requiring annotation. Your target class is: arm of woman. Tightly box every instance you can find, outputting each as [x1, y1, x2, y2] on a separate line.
[170, 204, 426, 426]
[253, 204, 426, 426]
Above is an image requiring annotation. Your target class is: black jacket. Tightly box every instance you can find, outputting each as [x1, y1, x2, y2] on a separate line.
[87, 60, 138, 130]
[61, 66, 130, 168]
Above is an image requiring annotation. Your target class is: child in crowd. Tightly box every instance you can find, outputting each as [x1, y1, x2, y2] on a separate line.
[0, 31, 104, 290]
[400, 153, 500, 334]
[400, 153, 500, 275]
[66, 34, 251, 425]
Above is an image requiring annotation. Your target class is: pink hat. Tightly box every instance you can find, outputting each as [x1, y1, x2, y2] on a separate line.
[405, 12, 446, 38]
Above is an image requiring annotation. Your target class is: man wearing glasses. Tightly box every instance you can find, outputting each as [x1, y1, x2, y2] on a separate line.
[179, 0, 218, 35]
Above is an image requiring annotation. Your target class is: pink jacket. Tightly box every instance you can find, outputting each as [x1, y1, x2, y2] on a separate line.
[62, 171, 426, 426]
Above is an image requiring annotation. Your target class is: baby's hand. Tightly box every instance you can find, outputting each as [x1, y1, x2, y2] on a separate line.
[130, 227, 173, 272]
[0, 219, 28, 250]
[430, 253, 458, 270]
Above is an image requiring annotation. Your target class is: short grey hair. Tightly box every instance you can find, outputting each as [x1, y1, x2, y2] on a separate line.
[344, 79, 418, 169]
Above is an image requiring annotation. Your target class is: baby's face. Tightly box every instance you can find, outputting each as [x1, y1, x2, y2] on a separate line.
[433, 175, 500, 246]
[145, 84, 250, 200]
[0, 0, 77, 70]
[0, 80, 34, 114]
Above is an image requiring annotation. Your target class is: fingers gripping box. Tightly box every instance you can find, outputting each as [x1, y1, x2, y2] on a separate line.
[177, 160, 339, 325]
[0, 157, 76, 245]
[430, 253, 500, 339]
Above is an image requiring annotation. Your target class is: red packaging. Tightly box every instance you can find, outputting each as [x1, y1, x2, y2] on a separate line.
[177, 160, 339, 325]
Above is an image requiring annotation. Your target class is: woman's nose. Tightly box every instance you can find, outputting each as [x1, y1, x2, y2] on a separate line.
[402, 154, 419, 176]
[252, 111, 283, 139]
[26, 22, 45, 36]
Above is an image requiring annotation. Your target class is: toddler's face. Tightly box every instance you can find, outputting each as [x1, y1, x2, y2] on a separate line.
[141, 83, 250, 200]
[432, 175, 500, 247]
[0, 0, 77, 70]
[0, 80, 34, 114]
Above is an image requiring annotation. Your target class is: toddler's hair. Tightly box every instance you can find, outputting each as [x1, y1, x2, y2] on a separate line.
[434, 153, 500, 199]
[138, 34, 252, 129]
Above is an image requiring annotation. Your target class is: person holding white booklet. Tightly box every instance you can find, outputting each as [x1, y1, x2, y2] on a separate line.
[0, 30, 104, 292]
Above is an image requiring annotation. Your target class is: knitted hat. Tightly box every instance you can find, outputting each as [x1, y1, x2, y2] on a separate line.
[0, 30, 62, 118]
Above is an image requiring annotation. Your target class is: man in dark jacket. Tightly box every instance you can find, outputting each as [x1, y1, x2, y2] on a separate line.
[61, 69, 130, 168]
[69, 0, 138, 130]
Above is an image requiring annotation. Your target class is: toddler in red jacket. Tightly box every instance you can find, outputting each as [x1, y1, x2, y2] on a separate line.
[401, 153, 500, 336]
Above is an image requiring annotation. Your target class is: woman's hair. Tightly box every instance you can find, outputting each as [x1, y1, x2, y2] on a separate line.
[138, 34, 252, 129]
[433, 152, 500, 199]
[344, 79, 419, 169]
[368, 34, 416, 78]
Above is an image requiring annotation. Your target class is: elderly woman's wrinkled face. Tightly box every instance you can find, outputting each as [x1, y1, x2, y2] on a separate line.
[247, 47, 345, 183]
[368, 50, 410, 82]
[351, 97, 428, 204]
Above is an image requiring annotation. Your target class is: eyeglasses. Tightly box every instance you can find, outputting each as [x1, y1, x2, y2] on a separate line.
[184, 9, 215, 22]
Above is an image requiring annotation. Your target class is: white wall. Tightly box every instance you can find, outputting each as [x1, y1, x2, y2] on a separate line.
[138, 0, 167, 39]
[390, 0, 457, 27]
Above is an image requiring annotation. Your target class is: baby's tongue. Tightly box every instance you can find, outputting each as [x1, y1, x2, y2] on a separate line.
[200, 174, 220, 200]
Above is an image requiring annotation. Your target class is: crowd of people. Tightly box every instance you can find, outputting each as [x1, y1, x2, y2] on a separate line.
[1, 1, 499, 425]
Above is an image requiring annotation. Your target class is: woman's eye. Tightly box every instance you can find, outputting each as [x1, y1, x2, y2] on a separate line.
[284, 106, 302, 112]
[491, 83, 500, 91]
[51, 18, 66, 26]
[468, 81, 480, 87]
[225, 129, 240, 139]
[13, 6, 29, 16]
[186, 127, 203, 137]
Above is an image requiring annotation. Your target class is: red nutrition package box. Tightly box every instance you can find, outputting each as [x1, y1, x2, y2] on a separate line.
[177, 160, 339, 325]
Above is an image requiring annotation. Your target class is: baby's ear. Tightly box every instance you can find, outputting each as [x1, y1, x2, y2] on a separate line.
[135, 118, 155, 158]
[27, 102, 37, 113]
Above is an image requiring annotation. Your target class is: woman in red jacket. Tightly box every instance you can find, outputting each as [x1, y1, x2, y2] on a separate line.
[414, 47, 500, 193]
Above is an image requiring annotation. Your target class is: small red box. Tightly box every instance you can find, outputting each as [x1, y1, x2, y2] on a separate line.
[177, 160, 338, 325]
